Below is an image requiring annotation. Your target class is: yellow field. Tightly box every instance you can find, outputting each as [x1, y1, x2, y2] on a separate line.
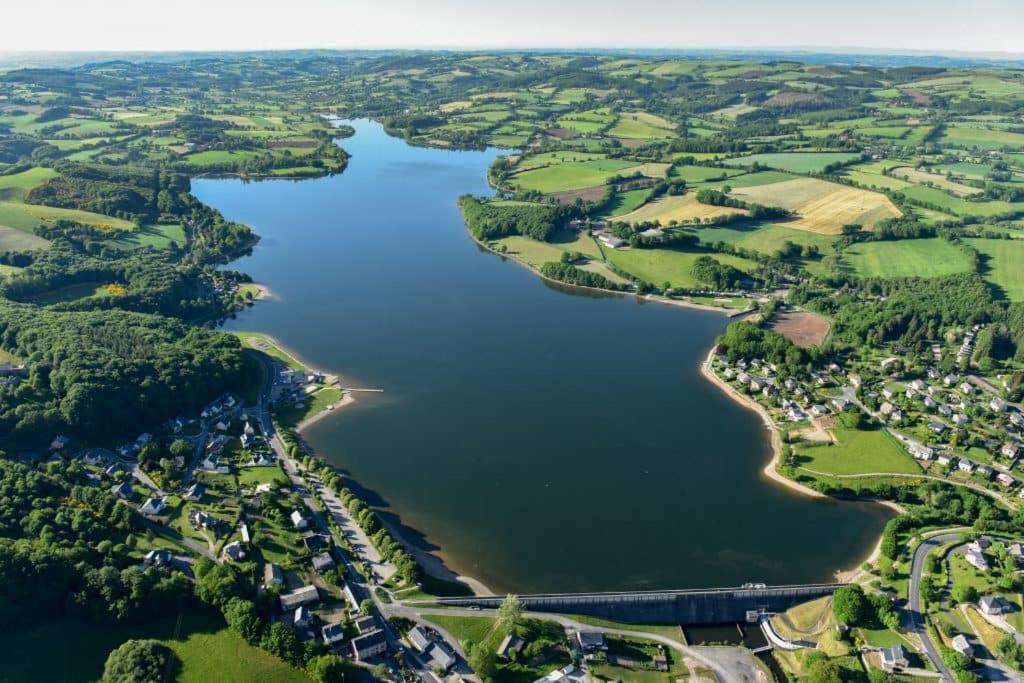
[732, 178, 901, 234]
[888, 166, 982, 197]
[615, 193, 747, 224]
[623, 162, 672, 178]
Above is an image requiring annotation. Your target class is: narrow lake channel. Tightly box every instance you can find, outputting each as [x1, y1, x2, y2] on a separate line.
[195, 119, 892, 593]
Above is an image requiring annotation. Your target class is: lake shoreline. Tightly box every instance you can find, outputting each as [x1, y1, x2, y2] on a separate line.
[699, 345, 897, 583]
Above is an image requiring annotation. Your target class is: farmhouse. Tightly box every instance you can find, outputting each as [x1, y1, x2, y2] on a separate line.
[598, 234, 626, 249]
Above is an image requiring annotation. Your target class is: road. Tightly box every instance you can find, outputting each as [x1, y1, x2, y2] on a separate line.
[908, 530, 964, 682]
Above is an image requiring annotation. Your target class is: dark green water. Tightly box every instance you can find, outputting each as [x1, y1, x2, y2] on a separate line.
[195, 119, 891, 593]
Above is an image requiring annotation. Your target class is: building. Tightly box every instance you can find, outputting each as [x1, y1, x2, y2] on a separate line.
[979, 595, 1006, 616]
[139, 497, 166, 516]
[497, 633, 525, 659]
[352, 629, 387, 661]
[810, 404, 828, 417]
[951, 634, 973, 657]
[880, 645, 909, 673]
[110, 480, 134, 500]
[279, 585, 319, 611]
[183, 482, 205, 501]
[293, 605, 312, 628]
[929, 420, 947, 434]
[576, 631, 607, 652]
[354, 615, 377, 635]
[965, 549, 989, 572]
[322, 622, 346, 646]
[1002, 443, 1019, 459]
[144, 549, 173, 567]
[222, 541, 246, 561]
[263, 563, 284, 588]
[910, 444, 934, 461]
[239, 522, 251, 544]
[291, 509, 310, 530]
[407, 625, 432, 652]
[597, 234, 626, 249]
[312, 552, 336, 573]
[425, 642, 457, 672]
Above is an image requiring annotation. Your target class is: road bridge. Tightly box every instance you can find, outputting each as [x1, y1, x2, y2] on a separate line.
[435, 583, 844, 625]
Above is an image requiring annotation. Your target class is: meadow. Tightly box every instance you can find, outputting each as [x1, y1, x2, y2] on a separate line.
[732, 178, 901, 234]
[841, 238, 973, 279]
[720, 152, 861, 174]
[509, 157, 637, 192]
[604, 247, 757, 289]
[967, 238, 1024, 301]
[616, 193, 747, 224]
[794, 422, 920, 476]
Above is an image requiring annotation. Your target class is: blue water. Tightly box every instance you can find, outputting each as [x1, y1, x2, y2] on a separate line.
[194, 119, 890, 593]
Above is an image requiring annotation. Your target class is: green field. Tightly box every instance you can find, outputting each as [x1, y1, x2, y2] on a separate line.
[939, 126, 1024, 150]
[900, 185, 1024, 217]
[794, 422, 920, 476]
[720, 152, 861, 174]
[609, 112, 677, 139]
[108, 223, 187, 250]
[603, 188, 652, 217]
[0, 167, 58, 201]
[182, 149, 265, 167]
[509, 158, 636, 192]
[669, 164, 745, 184]
[967, 238, 1024, 301]
[0, 200, 135, 233]
[605, 248, 757, 289]
[0, 611, 309, 683]
[842, 238, 974, 279]
[0, 224, 49, 251]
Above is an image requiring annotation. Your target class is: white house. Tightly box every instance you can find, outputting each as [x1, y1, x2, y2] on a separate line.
[139, 497, 166, 516]
[966, 549, 989, 571]
[952, 634, 973, 657]
[979, 595, 1006, 616]
[291, 510, 310, 530]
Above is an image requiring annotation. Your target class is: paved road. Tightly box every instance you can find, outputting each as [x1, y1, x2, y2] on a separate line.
[908, 531, 963, 682]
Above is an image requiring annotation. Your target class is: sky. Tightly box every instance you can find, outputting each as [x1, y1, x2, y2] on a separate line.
[4, 0, 1023, 55]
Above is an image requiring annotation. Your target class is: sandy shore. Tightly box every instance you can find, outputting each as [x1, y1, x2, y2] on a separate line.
[296, 391, 355, 432]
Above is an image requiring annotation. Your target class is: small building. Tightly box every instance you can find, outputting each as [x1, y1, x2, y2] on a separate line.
[880, 644, 909, 673]
[302, 532, 331, 552]
[952, 413, 968, 427]
[497, 633, 525, 659]
[183, 482, 205, 502]
[810, 404, 828, 417]
[239, 522, 251, 544]
[110, 480, 134, 500]
[291, 509, 310, 530]
[979, 595, 1007, 616]
[312, 552, 336, 573]
[958, 459, 975, 474]
[263, 562, 284, 588]
[965, 549, 989, 572]
[352, 629, 387, 661]
[879, 402, 895, 416]
[928, 420, 947, 434]
[831, 397, 850, 411]
[425, 642, 457, 673]
[959, 382, 973, 395]
[937, 454, 953, 467]
[598, 235, 626, 249]
[407, 625, 432, 652]
[139, 497, 166, 516]
[354, 615, 377, 635]
[144, 549, 173, 567]
[576, 631, 607, 652]
[322, 622, 346, 646]
[910, 444, 934, 461]
[951, 634, 973, 657]
[1002, 443, 1019, 459]
[222, 541, 246, 562]
[294, 605, 312, 628]
[991, 398, 1007, 412]
[280, 585, 319, 611]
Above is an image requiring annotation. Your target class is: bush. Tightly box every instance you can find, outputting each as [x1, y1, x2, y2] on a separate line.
[832, 584, 870, 626]
[102, 639, 178, 683]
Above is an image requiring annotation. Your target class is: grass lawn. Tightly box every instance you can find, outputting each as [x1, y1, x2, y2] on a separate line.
[233, 332, 305, 371]
[183, 149, 264, 167]
[0, 610, 308, 683]
[237, 466, 289, 487]
[720, 152, 861, 174]
[567, 614, 684, 643]
[273, 387, 343, 429]
[794, 421, 921, 476]
[510, 158, 636, 193]
[424, 614, 499, 645]
[0, 224, 48, 250]
[605, 248, 756, 289]
[841, 238, 973, 279]
[602, 188, 652, 217]
[25, 281, 111, 305]
[967, 238, 1024, 301]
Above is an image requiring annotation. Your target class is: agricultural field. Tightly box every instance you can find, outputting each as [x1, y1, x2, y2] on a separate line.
[720, 151, 861, 174]
[841, 238, 974, 279]
[0, 200, 135, 233]
[609, 111, 677, 139]
[939, 126, 1024, 151]
[888, 166, 982, 196]
[731, 178, 901, 234]
[900, 185, 1024, 218]
[0, 167, 58, 201]
[615, 193, 747, 224]
[509, 157, 638, 193]
[769, 310, 830, 348]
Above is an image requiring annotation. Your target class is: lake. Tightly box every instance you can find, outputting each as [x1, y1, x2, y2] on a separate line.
[194, 119, 891, 594]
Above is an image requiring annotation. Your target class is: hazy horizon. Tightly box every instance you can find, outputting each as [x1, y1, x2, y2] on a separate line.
[5, 0, 1022, 55]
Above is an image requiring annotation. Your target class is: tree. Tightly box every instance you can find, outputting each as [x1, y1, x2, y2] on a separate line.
[102, 640, 178, 683]
[805, 653, 842, 683]
[467, 642, 498, 682]
[952, 584, 978, 604]
[832, 584, 870, 626]
[169, 439, 192, 459]
[193, 557, 243, 608]
[497, 594, 523, 631]
[308, 654, 356, 683]
[360, 598, 375, 616]
[223, 597, 262, 644]
[260, 622, 302, 665]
